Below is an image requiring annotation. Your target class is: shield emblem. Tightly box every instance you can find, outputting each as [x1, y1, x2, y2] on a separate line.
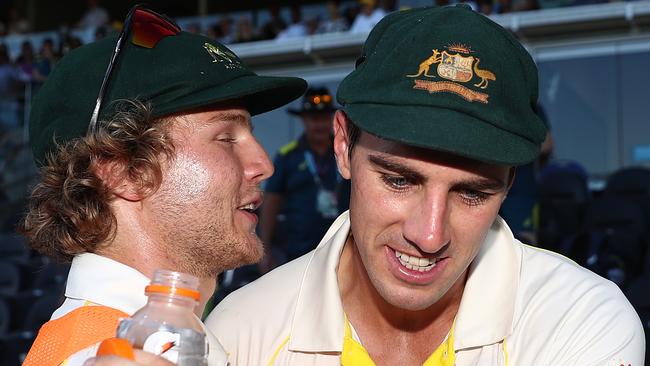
[437, 51, 474, 83]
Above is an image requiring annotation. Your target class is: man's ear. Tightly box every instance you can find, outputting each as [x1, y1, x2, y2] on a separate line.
[333, 110, 351, 180]
[93, 160, 145, 202]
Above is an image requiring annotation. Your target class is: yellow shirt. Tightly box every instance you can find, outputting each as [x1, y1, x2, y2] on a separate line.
[341, 316, 456, 366]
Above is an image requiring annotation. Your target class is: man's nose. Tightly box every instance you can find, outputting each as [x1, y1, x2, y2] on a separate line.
[244, 139, 274, 184]
[402, 191, 451, 254]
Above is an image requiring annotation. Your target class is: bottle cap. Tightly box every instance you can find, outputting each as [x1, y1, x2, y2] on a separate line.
[96, 337, 135, 360]
[145, 269, 201, 301]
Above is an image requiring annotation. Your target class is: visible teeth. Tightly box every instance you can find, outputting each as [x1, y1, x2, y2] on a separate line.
[395, 250, 437, 271]
[239, 203, 255, 211]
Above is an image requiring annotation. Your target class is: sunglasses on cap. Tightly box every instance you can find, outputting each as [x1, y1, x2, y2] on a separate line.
[87, 5, 181, 135]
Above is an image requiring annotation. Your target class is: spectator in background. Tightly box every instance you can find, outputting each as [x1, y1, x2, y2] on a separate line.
[349, 0, 386, 34]
[58, 33, 83, 56]
[276, 5, 308, 40]
[33, 38, 59, 82]
[260, 5, 287, 40]
[7, 5, 31, 35]
[78, 0, 110, 29]
[216, 15, 235, 44]
[16, 40, 36, 79]
[318, 0, 349, 34]
[259, 87, 350, 273]
[0, 44, 24, 132]
[234, 16, 259, 43]
[477, 0, 496, 14]
[186, 22, 202, 34]
[94, 25, 108, 41]
[499, 105, 553, 244]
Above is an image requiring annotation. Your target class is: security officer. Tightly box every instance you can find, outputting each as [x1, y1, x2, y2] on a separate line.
[259, 87, 350, 272]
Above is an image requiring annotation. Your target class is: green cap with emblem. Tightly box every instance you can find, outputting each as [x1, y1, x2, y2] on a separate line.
[337, 4, 546, 166]
[29, 31, 307, 165]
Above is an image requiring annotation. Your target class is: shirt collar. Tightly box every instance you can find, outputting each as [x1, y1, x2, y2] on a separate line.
[453, 216, 521, 350]
[287, 213, 521, 353]
[65, 253, 151, 314]
[66, 253, 230, 366]
[289, 211, 350, 353]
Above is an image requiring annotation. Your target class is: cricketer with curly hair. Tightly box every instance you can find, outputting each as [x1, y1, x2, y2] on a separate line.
[20, 6, 306, 366]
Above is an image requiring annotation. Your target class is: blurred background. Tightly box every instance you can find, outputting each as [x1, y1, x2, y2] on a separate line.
[0, 0, 649, 364]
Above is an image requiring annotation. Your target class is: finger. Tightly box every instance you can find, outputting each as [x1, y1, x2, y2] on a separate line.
[133, 349, 176, 366]
[83, 355, 140, 366]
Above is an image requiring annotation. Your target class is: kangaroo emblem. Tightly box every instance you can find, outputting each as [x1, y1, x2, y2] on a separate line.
[407, 50, 441, 78]
[473, 58, 496, 89]
[203, 43, 241, 69]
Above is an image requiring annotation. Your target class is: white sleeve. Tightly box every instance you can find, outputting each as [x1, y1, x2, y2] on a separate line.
[546, 282, 645, 366]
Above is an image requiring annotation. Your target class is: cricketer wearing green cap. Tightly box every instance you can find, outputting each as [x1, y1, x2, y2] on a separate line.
[206, 5, 645, 366]
[20, 6, 306, 366]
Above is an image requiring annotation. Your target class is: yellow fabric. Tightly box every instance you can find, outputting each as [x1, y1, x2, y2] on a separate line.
[279, 140, 298, 155]
[23, 305, 128, 366]
[267, 336, 290, 366]
[341, 316, 455, 366]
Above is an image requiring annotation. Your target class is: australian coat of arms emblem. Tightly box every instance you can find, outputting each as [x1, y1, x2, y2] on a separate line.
[406, 44, 495, 103]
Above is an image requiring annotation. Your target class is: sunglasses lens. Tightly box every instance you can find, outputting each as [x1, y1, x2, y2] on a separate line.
[131, 8, 181, 49]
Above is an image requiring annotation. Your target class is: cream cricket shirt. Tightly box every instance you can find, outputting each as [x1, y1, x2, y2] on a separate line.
[207, 212, 645, 366]
[52, 253, 228, 366]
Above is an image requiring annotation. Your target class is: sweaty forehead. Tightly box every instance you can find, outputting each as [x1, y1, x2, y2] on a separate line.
[357, 130, 511, 179]
[174, 105, 252, 129]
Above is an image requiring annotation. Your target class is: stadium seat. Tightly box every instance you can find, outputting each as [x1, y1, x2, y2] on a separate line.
[537, 169, 590, 253]
[568, 196, 647, 288]
[0, 234, 30, 264]
[604, 166, 650, 225]
[0, 262, 21, 297]
[0, 331, 35, 366]
[30, 262, 70, 294]
[5, 289, 44, 332]
[23, 292, 63, 332]
[0, 298, 9, 336]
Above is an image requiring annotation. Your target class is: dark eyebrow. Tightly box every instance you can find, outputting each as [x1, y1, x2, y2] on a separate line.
[454, 177, 507, 192]
[369, 154, 507, 191]
[209, 112, 253, 131]
[368, 154, 425, 182]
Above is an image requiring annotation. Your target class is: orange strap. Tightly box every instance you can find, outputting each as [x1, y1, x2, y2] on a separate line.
[23, 305, 129, 366]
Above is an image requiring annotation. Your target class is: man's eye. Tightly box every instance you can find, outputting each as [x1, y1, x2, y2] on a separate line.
[217, 136, 237, 144]
[380, 174, 410, 190]
[459, 189, 490, 206]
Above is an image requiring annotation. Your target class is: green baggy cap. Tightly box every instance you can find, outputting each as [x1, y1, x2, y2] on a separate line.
[337, 5, 547, 166]
[29, 31, 307, 165]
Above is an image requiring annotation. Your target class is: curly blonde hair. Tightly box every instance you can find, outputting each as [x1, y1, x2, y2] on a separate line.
[21, 100, 175, 262]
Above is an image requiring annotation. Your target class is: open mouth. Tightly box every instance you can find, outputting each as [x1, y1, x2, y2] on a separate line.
[237, 195, 262, 214]
[238, 202, 258, 213]
[394, 250, 442, 272]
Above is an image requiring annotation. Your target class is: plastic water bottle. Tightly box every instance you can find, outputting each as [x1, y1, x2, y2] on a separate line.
[116, 269, 208, 365]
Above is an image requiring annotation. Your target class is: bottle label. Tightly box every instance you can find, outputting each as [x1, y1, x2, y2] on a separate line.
[142, 330, 181, 363]
[117, 319, 208, 365]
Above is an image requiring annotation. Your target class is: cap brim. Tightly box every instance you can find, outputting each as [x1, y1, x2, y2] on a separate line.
[344, 103, 540, 166]
[154, 74, 307, 118]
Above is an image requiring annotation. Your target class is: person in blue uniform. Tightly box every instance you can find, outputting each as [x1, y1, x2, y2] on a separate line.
[259, 87, 350, 273]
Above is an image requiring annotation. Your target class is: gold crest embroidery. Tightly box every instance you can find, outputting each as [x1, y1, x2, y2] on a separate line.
[203, 43, 242, 69]
[406, 44, 495, 103]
